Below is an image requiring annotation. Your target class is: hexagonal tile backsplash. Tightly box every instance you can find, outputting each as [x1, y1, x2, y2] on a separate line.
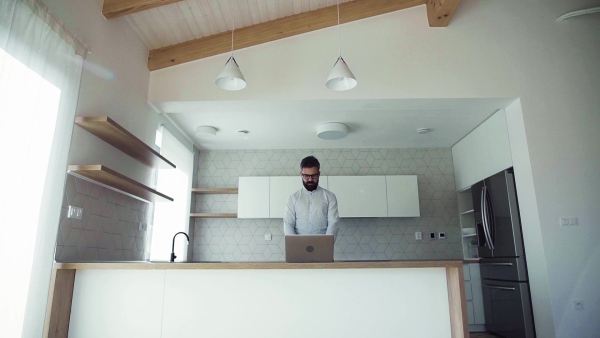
[193, 148, 462, 262]
[54, 175, 152, 262]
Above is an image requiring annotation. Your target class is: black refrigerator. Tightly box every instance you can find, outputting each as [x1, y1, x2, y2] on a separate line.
[471, 168, 536, 338]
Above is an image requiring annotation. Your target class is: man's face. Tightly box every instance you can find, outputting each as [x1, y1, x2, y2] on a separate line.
[301, 166, 320, 192]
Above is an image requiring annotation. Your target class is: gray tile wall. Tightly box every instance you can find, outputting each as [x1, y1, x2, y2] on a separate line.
[193, 148, 461, 262]
[54, 175, 152, 262]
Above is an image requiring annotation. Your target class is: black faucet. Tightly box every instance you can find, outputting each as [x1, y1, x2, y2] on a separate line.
[170, 232, 189, 262]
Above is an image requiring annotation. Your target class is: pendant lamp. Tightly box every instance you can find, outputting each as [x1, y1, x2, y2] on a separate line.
[215, 2, 246, 90]
[326, 0, 357, 91]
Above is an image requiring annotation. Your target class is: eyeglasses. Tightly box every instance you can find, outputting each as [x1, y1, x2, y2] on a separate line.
[301, 173, 320, 180]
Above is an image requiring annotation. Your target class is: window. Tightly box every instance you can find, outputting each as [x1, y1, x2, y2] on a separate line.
[149, 127, 194, 261]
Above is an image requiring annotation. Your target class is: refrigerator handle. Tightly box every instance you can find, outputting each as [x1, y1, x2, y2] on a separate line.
[483, 284, 516, 292]
[481, 187, 494, 250]
[480, 262, 513, 266]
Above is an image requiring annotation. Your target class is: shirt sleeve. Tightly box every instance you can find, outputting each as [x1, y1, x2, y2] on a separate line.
[283, 194, 297, 235]
[326, 191, 340, 242]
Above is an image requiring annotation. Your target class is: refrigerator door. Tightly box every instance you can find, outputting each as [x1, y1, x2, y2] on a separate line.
[484, 170, 526, 258]
[472, 180, 493, 258]
[482, 279, 536, 338]
[480, 257, 528, 282]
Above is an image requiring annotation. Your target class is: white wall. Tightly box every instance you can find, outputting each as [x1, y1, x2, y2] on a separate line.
[148, 1, 600, 337]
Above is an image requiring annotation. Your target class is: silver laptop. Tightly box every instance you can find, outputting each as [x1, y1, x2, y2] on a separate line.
[285, 235, 334, 263]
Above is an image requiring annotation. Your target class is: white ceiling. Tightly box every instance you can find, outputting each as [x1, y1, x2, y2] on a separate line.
[126, 0, 351, 50]
[155, 98, 516, 150]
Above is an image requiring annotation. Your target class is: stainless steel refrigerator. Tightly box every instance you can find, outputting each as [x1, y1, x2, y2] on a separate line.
[471, 168, 536, 338]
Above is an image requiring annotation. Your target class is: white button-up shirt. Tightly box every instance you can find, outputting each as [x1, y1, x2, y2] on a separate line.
[283, 186, 339, 241]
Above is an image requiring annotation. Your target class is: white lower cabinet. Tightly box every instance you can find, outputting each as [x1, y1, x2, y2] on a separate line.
[464, 263, 486, 331]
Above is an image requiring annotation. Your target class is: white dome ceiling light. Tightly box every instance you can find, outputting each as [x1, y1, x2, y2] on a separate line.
[195, 126, 217, 139]
[317, 122, 349, 140]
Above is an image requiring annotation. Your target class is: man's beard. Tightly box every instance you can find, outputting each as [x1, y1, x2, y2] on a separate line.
[303, 179, 318, 192]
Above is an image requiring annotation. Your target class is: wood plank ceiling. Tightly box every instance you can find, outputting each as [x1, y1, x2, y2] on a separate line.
[103, 0, 462, 70]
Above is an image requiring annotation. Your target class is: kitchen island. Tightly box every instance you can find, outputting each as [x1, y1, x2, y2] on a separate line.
[45, 260, 467, 338]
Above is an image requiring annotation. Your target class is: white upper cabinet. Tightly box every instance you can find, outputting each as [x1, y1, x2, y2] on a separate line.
[452, 109, 512, 191]
[485, 109, 512, 176]
[386, 175, 420, 217]
[269, 176, 301, 218]
[328, 176, 388, 217]
[237, 177, 270, 218]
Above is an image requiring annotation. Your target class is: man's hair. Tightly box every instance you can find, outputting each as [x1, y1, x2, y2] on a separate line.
[300, 156, 320, 170]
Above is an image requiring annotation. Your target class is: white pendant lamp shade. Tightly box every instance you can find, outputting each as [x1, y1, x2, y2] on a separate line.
[215, 56, 246, 91]
[326, 56, 357, 91]
[317, 122, 349, 140]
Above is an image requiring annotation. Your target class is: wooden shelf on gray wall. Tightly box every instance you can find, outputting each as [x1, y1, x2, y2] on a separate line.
[190, 213, 237, 218]
[68, 165, 173, 203]
[192, 188, 238, 194]
[75, 116, 175, 169]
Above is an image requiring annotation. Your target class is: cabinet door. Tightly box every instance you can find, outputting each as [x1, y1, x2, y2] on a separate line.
[485, 109, 512, 176]
[328, 176, 387, 217]
[237, 177, 270, 218]
[452, 123, 490, 191]
[469, 263, 486, 325]
[385, 175, 420, 217]
[269, 176, 302, 218]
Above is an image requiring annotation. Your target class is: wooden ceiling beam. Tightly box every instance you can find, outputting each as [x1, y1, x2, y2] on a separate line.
[102, 0, 183, 19]
[426, 0, 462, 27]
[148, 0, 426, 71]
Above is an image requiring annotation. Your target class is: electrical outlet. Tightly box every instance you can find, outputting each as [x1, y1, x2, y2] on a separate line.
[138, 222, 147, 231]
[430, 232, 436, 240]
[68, 205, 83, 220]
[560, 217, 578, 226]
[415, 232, 422, 241]
[573, 300, 584, 311]
[438, 232, 446, 239]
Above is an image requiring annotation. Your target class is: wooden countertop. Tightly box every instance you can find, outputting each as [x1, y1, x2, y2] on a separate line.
[54, 260, 464, 270]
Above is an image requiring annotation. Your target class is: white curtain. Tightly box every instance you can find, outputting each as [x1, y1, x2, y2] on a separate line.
[0, 0, 85, 337]
[150, 127, 194, 262]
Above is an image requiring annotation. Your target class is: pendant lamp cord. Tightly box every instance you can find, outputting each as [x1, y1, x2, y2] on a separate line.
[230, 0, 235, 58]
[337, 0, 341, 58]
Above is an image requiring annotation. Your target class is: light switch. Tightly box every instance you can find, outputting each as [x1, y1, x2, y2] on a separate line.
[264, 233, 272, 241]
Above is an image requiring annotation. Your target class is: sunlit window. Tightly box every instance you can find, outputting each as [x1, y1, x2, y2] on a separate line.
[149, 128, 193, 261]
[0, 48, 61, 336]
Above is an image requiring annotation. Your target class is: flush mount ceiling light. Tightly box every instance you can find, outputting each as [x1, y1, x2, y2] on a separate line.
[317, 122, 349, 140]
[236, 130, 249, 139]
[195, 126, 217, 139]
[326, 0, 357, 91]
[215, 1, 246, 91]
[417, 128, 431, 134]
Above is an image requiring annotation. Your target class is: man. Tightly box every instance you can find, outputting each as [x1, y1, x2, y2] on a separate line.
[283, 156, 339, 241]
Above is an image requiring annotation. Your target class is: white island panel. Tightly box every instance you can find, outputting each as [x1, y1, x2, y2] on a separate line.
[68, 269, 165, 338]
[161, 268, 451, 338]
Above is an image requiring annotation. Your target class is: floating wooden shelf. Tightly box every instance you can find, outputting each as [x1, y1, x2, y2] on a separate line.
[190, 213, 237, 218]
[68, 165, 173, 203]
[75, 116, 175, 169]
[192, 188, 238, 194]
